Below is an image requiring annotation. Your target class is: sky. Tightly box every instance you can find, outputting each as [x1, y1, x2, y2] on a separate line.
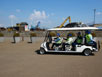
[0, 0, 102, 28]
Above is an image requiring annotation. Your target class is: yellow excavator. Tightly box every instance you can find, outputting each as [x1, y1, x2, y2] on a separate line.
[58, 16, 71, 28]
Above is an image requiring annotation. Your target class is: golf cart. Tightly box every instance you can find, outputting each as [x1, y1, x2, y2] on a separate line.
[40, 27, 102, 56]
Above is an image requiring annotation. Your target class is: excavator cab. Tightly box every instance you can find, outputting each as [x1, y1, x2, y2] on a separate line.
[65, 22, 88, 28]
[57, 16, 88, 28]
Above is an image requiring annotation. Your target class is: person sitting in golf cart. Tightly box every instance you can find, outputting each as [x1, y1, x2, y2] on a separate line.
[51, 33, 62, 49]
[72, 32, 83, 50]
[85, 30, 97, 49]
[62, 33, 73, 51]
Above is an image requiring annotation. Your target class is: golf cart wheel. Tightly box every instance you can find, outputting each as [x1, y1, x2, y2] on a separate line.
[39, 48, 45, 55]
[83, 49, 92, 56]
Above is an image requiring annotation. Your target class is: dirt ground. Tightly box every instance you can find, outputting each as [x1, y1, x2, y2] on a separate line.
[0, 38, 102, 77]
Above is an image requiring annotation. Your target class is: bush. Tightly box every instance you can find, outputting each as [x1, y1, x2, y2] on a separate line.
[13, 32, 20, 37]
[30, 32, 37, 37]
[68, 32, 75, 37]
[92, 32, 96, 37]
[0, 33, 4, 37]
[49, 32, 56, 37]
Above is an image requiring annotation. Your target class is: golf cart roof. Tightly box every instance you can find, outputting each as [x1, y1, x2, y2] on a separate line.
[48, 27, 102, 31]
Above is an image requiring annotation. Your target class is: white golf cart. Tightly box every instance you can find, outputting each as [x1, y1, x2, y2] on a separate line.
[40, 27, 101, 56]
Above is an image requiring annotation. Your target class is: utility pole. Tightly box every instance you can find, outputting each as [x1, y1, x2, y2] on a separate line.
[94, 9, 96, 25]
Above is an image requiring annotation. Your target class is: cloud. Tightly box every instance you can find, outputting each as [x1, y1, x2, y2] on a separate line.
[9, 15, 16, 19]
[29, 10, 48, 21]
[29, 9, 49, 26]
[96, 12, 102, 15]
[29, 10, 56, 28]
[0, 24, 3, 27]
[16, 9, 21, 12]
[9, 15, 17, 26]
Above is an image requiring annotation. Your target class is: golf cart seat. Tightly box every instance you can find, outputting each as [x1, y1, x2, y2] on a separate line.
[85, 43, 94, 47]
[54, 44, 62, 51]
[65, 44, 72, 51]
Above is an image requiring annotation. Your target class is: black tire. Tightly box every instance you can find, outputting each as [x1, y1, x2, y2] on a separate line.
[39, 48, 45, 55]
[83, 49, 92, 56]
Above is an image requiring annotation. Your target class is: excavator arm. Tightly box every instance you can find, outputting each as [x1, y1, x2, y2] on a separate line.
[36, 21, 40, 28]
[58, 16, 71, 28]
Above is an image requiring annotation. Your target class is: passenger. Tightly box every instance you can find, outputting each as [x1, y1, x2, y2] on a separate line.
[72, 32, 83, 51]
[62, 33, 73, 51]
[75, 32, 83, 44]
[51, 33, 62, 49]
[85, 30, 97, 49]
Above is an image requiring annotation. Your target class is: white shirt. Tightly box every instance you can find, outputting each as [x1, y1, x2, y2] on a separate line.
[66, 37, 73, 44]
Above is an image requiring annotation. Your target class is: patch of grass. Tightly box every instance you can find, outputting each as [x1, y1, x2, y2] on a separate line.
[0, 33, 4, 37]
[30, 32, 37, 37]
[68, 32, 75, 37]
[92, 32, 96, 37]
[49, 32, 56, 37]
[13, 32, 20, 37]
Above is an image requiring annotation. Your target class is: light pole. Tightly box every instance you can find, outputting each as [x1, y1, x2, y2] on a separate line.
[94, 9, 96, 25]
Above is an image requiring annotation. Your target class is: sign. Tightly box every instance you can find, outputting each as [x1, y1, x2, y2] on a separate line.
[25, 25, 29, 31]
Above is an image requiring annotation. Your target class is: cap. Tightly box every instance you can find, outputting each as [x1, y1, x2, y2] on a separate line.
[68, 33, 72, 36]
[57, 33, 60, 36]
[85, 30, 91, 34]
[77, 32, 81, 35]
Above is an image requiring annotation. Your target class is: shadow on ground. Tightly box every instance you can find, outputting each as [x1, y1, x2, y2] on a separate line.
[27, 42, 32, 43]
[35, 50, 95, 56]
[11, 42, 16, 44]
